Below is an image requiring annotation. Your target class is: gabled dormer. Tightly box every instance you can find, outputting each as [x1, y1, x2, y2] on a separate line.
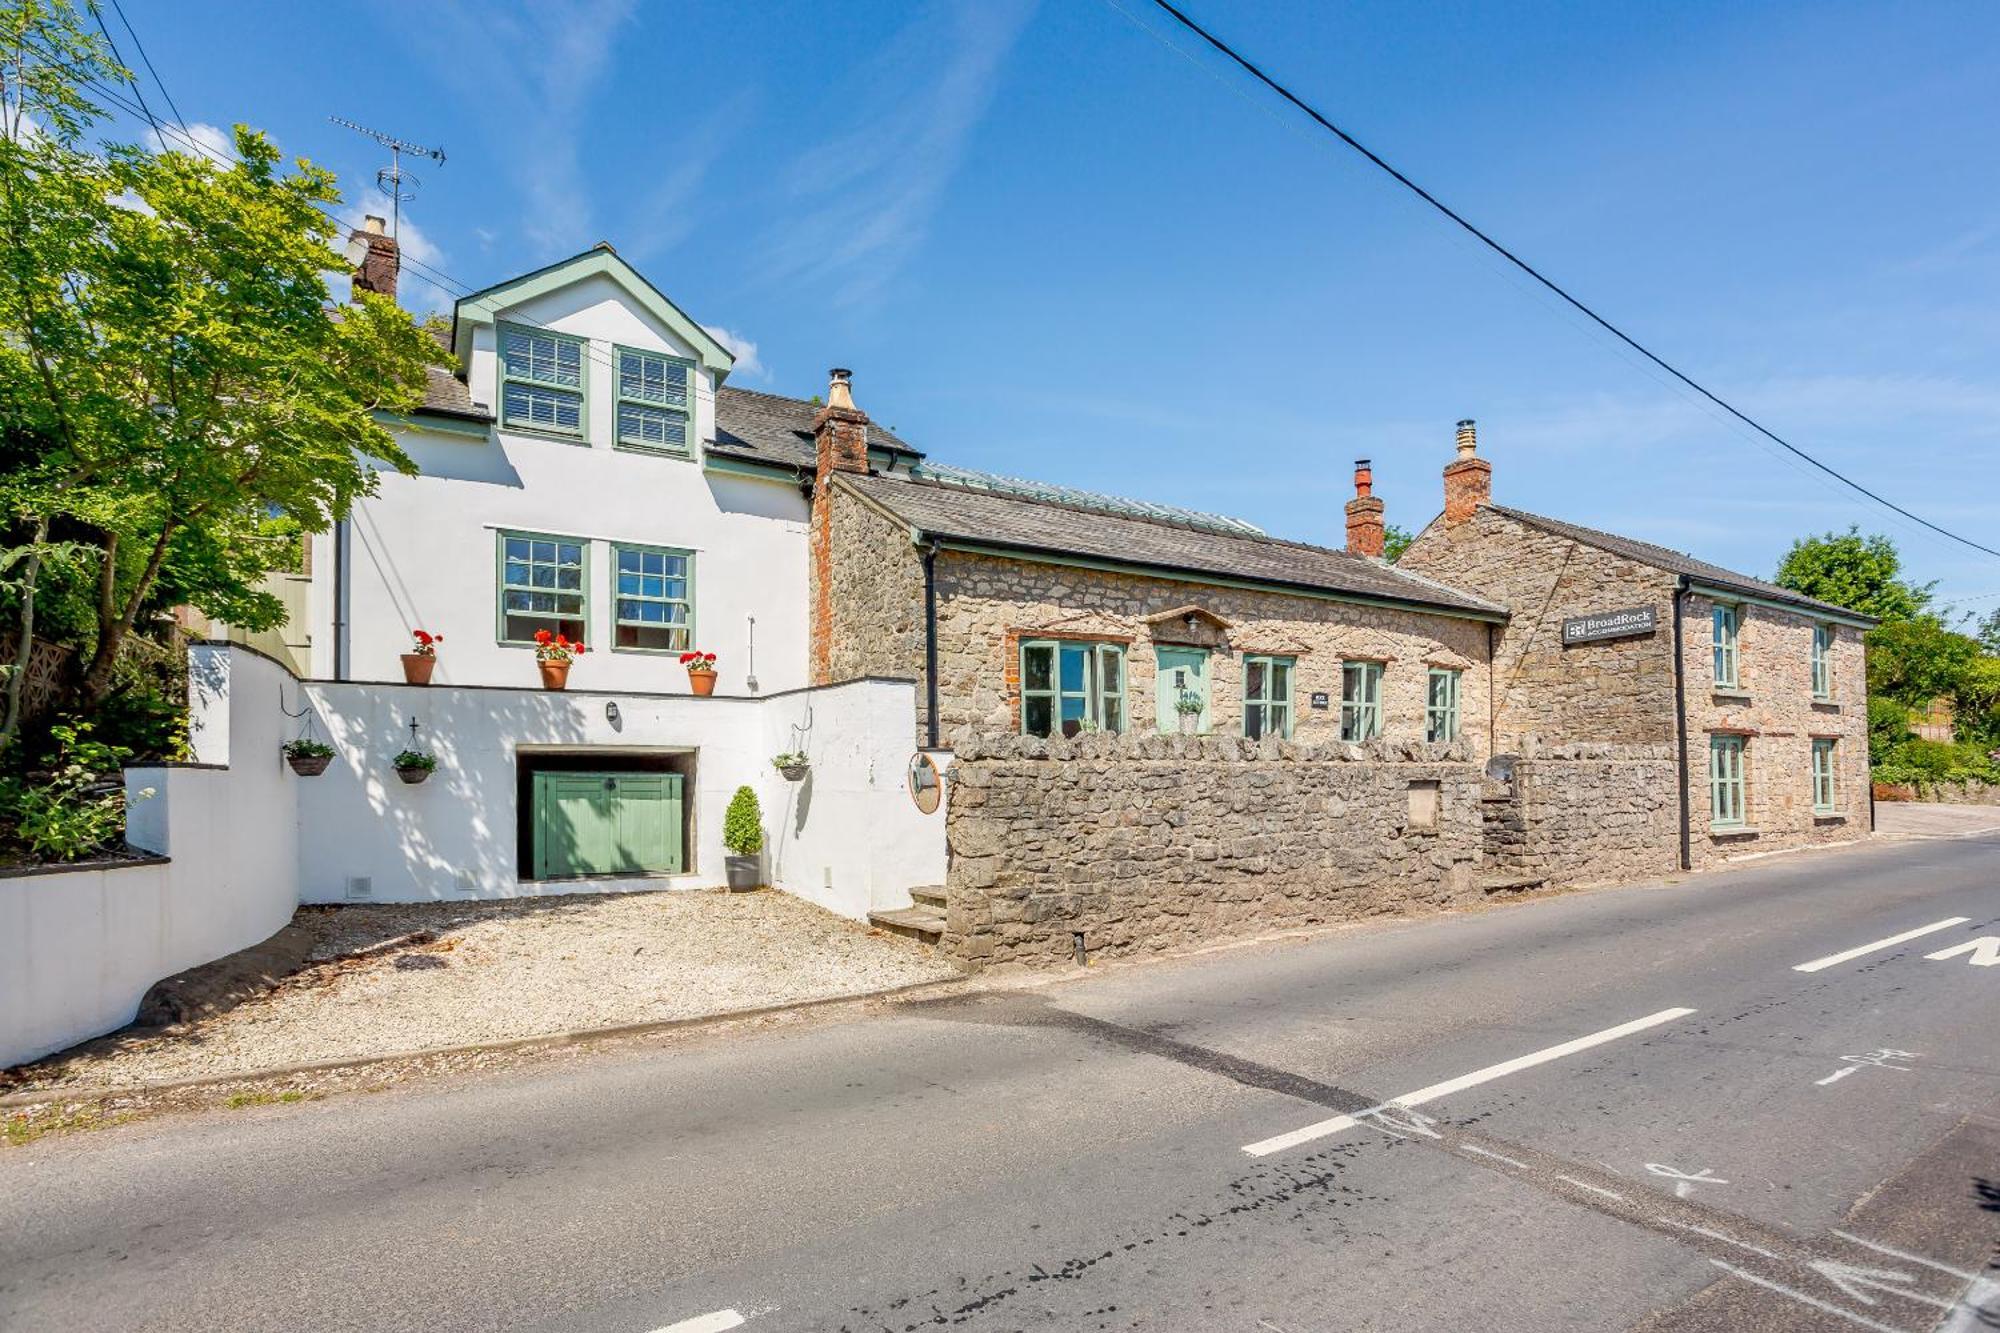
[444, 243, 736, 460]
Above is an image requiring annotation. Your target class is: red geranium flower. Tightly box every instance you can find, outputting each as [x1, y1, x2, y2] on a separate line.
[534, 629, 553, 645]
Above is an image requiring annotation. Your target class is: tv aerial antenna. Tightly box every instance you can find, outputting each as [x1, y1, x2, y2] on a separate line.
[328, 116, 445, 241]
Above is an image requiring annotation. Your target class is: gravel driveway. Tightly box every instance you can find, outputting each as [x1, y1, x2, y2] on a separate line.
[12, 890, 959, 1090]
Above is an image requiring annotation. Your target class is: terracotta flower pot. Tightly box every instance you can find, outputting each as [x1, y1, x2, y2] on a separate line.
[287, 753, 332, 777]
[401, 653, 435, 686]
[688, 670, 717, 697]
[538, 660, 571, 691]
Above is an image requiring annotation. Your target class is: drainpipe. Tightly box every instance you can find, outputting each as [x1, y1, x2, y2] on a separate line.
[922, 538, 941, 749]
[332, 518, 349, 681]
[1671, 574, 1691, 871]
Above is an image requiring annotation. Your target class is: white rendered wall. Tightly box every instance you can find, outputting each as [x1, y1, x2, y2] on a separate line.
[309, 269, 809, 698]
[0, 646, 300, 1068]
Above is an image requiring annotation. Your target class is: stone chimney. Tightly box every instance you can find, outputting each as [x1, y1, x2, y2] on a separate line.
[809, 369, 871, 685]
[1443, 418, 1491, 526]
[1345, 458, 1385, 558]
[350, 215, 399, 304]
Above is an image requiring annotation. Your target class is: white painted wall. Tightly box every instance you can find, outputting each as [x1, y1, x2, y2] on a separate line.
[0, 646, 300, 1069]
[307, 266, 809, 698]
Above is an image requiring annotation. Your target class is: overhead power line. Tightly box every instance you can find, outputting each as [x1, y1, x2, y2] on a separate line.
[1141, 0, 2000, 563]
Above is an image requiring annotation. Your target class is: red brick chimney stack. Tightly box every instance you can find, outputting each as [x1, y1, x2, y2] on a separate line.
[1345, 458, 1386, 558]
[1442, 418, 1491, 526]
[813, 368, 870, 478]
[350, 215, 399, 304]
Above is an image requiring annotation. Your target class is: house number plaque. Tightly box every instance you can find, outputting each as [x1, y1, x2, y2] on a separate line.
[1309, 692, 1331, 710]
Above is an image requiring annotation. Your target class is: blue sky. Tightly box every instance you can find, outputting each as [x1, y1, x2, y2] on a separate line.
[114, 0, 2000, 613]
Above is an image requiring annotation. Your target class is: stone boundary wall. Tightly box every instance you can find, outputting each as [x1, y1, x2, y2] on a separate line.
[1508, 744, 1680, 887]
[943, 731, 1483, 972]
[1888, 779, 2000, 807]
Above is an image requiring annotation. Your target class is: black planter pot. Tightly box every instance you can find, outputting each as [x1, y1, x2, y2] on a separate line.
[724, 854, 762, 890]
[287, 753, 333, 777]
[396, 765, 432, 786]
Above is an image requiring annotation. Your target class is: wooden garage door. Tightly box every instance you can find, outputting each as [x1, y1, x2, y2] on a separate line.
[531, 771, 683, 880]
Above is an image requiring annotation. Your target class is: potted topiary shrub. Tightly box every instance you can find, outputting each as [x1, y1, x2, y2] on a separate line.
[401, 629, 443, 685]
[533, 629, 587, 690]
[772, 751, 810, 781]
[722, 784, 764, 889]
[680, 650, 718, 696]
[393, 748, 437, 785]
[1174, 690, 1204, 734]
[284, 738, 335, 777]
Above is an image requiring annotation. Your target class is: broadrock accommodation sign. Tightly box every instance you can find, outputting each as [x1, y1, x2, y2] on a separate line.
[1561, 606, 1657, 646]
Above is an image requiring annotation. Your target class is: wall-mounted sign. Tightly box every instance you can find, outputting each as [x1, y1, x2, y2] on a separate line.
[1562, 606, 1657, 646]
[1309, 691, 1331, 710]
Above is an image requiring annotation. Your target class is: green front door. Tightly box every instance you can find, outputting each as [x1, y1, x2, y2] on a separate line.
[531, 771, 684, 879]
[1155, 647, 1211, 733]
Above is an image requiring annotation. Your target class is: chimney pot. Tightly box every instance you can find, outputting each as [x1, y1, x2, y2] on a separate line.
[362, 214, 386, 235]
[1443, 418, 1492, 525]
[826, 368, 855, 413]
[1345, 457, 1386, 558]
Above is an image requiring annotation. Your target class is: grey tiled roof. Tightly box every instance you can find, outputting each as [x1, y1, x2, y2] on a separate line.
[1488, 505, 1873, 622]
[420, 363, 488, 419]
[710, 387, 917, 469]
[844, 472, 1508, 619]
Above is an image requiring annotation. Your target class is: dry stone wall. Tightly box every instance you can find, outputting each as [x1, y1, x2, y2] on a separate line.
[1509, 744, 1680, 886]
[942, 731, 1483, 971]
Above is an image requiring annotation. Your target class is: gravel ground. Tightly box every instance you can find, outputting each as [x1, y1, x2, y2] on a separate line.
[12, 890, 959, 1090]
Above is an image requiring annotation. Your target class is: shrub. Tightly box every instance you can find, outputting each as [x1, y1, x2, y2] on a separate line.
[723, 784, 763, 857]
[392, 749, 437, 773]
[284, 739, 334, 759]
[0, 722, 136, 862]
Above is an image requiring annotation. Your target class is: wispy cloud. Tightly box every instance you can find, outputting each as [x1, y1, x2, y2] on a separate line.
[406, 0, 637, 257]
[617, 90, 752, 263]
[146, 119, 235, 163]
[702, 324, 766, 380]
[759, 1, 1037, 306]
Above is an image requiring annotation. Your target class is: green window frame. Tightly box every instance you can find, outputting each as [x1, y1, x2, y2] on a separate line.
[498, 531, 587, 644]
[611, 543, 693, 652]
[1709, 734, 1746, 828]
[1341, 660, 1383, 741]
[1811, 623, 1834, 699]
[1426, 668, 1462, 743]
[1019, 639, 1125, 738]
[1242, 655, 1295, 740]
[499, 323, 587, 438]
[1712, 604, 1740, 687]
[1811, 737, 1837, 814]
[614, 344, 695, 456]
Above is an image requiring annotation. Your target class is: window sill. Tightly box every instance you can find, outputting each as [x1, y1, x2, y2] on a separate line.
[500, 424, 590, 446]
[1711, 689, 1752, 703]
[1708, 824, 1759, 839]
[1810, 697, 1840, 710]
[614, 442, 697, 462]
[1814, 812, 1847, 824]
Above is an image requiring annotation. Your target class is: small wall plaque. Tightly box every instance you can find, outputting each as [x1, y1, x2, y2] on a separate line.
[1309, 691, 1331, 710]
[1562, 606, 1657, 646]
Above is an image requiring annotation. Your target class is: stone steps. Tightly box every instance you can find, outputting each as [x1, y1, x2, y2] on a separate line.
[1479, 873, 1548, 896]
[909, 885, 948, 909]
[869, 904, 945, 944]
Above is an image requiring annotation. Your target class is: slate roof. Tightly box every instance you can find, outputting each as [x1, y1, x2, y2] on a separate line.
[842, 472, 1509, 619]
[1488, 504, 1873, 622]
[709, 387, 918, 469]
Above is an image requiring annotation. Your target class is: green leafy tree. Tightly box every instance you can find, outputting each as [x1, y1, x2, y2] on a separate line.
[1772, 527, 1933, 622]
[1866, 615, 1981, 710]
[1382, 523, 1415, 563]
[1973, 606, 2000, 656]
[0, 0, 437, 747]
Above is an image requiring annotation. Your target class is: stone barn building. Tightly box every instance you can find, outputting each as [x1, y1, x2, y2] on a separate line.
[1399, 422, 1875, 870]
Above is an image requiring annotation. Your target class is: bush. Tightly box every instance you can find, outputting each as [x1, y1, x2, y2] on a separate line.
[1867, 695, 1913, 765]
[723, 785, 763, 857]
[0, 722, 136, 862]
[1873, 736, 2000, 787]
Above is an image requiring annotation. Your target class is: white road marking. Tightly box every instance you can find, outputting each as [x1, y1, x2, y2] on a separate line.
[1240, 1007, 1695, 1157]
[1924, 937, 2000, 967]
[1644, 1163, 1727, 1198]
[1708, 1260, 1909, 1333]
[652, 1311, 746, 1333]
[1557, 1175, 1624, 1201]
[1460, 1144, 1529, 1169]
[1832, 1231, 1979, 1282]
[1810, 1260, 1953, 1310]
[1792, 918, 1970, 972]
[1656, 1217, 1781, 1261]
[1817, 1066, 1860, 1086]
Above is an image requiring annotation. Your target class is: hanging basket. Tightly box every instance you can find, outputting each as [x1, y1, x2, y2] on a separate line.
[288, 752, 333, 778]
[778, 763, 809, 782]
[396, 764, 432, 786]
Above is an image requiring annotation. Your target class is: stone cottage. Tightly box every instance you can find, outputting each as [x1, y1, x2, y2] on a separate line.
[1399, 421, 1875, 869]
[802, 375, 1508, 758]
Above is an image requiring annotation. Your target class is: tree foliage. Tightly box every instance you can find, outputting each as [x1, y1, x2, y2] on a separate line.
[1382, 523, 1415, 563]
[723, 785, 764, 857]
[0, 0, 439, 753]
[1773, 527, 1934, 622]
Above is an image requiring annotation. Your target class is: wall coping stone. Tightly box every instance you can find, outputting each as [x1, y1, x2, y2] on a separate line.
[950, 730, 1472, 765]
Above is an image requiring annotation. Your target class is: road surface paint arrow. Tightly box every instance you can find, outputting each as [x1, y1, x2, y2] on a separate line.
[1810, 1259, 1953, 1310]
[1924, 937, 2000, 967]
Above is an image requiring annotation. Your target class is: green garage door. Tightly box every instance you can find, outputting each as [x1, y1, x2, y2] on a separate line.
[531, 771, 683, 880]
